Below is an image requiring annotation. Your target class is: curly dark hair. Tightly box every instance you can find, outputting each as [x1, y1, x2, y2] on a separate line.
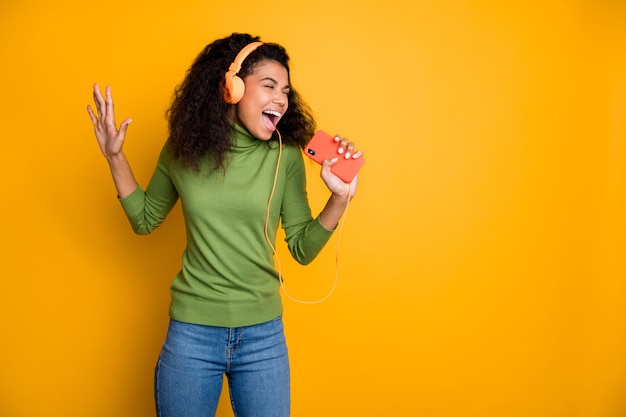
[166, 33, 316, 172]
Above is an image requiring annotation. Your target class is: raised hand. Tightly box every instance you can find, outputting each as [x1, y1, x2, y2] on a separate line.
[87, 84, 132, 160]
[86, 84, 138, 198]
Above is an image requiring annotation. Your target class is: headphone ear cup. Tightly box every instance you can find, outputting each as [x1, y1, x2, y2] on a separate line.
[223, 41, 263, 104]
[224, 71, 245, 104]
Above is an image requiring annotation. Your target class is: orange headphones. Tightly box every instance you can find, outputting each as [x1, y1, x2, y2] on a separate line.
[223, 41, 264, 104]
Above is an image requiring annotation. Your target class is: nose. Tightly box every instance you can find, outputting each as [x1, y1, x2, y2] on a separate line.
[273, 91, 287, 107]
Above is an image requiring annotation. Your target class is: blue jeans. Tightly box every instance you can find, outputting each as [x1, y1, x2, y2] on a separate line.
[154, 316, 290, 417]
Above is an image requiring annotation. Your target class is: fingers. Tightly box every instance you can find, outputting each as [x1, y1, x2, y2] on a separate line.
[333, 134, 364, 160]
[86, 104, 98, 125]
[105, 85, 116, 127]
[89, 83, 118, 129]
[92, 83, 105, 120]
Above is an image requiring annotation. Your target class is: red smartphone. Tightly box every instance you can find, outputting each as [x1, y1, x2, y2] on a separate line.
[304, 130, 365, 183]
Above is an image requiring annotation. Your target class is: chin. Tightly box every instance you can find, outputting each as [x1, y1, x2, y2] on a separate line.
[254, 129, 274, 141]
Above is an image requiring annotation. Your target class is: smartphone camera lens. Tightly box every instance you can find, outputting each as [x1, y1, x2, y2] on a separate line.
[307, 149, 316, 156]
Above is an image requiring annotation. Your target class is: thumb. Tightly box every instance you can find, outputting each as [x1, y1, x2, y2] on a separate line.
[118, 118, 133, 136]
[322, 157, 338, 169]
[321, 158, 337, 177]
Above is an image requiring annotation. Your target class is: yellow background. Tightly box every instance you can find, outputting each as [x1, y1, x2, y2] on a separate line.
[1, 0, 625, 416]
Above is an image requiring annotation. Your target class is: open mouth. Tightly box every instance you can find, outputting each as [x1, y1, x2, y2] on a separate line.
[262, 110, 282, 130]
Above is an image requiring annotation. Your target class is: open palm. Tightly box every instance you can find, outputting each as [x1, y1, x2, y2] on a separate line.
[86, 84, 132, 159]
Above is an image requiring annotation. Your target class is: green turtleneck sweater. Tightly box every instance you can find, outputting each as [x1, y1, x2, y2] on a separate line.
[119, 125, 333, 327]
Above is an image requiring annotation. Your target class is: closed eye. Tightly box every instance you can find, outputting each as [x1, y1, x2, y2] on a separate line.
[261, 77, 290, 94]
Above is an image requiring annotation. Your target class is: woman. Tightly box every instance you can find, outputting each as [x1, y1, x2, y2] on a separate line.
[87, 32, 363, 417]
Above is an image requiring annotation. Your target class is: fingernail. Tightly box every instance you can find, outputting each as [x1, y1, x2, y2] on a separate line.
[337, 148, 344, 154]
[330, 157, 338, 162]
[344, 152, 351, 159]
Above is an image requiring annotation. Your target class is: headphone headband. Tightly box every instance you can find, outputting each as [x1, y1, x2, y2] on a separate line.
[223, 41, 264, 104]
[228, 41, 264, 74]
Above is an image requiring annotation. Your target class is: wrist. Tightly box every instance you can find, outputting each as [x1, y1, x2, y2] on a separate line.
[329, 192, 350, 206]
[105, 151, 126, 164]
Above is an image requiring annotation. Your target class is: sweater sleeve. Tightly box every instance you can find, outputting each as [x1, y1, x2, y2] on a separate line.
[118, 145, 179, 235]
[280, 148, 334, 265]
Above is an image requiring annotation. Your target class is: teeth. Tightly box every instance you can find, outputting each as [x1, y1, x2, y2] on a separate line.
[263, 110, 282, 117]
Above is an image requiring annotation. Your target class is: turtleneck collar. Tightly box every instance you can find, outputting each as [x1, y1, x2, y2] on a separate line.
[232, 123, 260, 150]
